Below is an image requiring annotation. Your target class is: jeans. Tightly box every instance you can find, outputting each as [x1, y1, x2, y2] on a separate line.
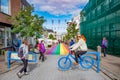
[39, 52, 44, 61]
[75, 51, 87, 63]
[19, 59, 28, 73]
[102, 48, 106, 57]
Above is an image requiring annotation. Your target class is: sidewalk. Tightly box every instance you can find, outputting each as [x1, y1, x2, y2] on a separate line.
[100, 54, 120, 80]
[0, 55, 21, 75]
[89, 49, 120, 80]
[0, 55, 8, 74]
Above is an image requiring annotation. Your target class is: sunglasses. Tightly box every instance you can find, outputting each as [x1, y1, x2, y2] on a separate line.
[77, 36, 81, 37]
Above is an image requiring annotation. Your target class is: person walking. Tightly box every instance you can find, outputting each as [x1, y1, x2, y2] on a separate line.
[34, 41, 40, 54]
[102, 37, 108, 57]
[17, 39, 29, 78]
[12, 36, 22, 51]
[39, 40, 46, 62]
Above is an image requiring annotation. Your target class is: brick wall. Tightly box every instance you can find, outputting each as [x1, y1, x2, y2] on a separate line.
[0, 0, 30, 25]
[10, 0, 21, 16]
[0, 13, 11, 24]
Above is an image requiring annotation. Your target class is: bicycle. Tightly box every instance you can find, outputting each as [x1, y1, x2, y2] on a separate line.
[58, 51, 95, 71]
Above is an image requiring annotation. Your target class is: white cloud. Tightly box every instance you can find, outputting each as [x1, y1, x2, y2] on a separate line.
[40, 5, 56, 11]
[27, 0, 89, 16]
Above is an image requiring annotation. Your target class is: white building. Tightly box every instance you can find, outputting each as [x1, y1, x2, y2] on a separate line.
[67, 15, 80, 29]
[72, 15, 80, 30]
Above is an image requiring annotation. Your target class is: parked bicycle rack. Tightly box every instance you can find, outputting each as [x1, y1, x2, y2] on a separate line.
[85, 52, 100, 73]
[7, 50, 37, 70]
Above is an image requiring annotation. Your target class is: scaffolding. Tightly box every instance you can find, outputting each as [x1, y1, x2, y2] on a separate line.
[80, 0, 120, 56]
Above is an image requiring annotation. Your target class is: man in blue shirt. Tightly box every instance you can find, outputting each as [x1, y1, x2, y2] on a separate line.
[70, 39, 75, 46]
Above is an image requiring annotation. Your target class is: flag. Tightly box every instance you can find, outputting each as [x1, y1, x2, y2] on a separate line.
[52, 19, 54, 25]
[65, 19, 67, 23]
[58, 19, 60, 25]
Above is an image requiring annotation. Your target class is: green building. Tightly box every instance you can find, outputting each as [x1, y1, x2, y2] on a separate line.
[80, 0, 120, 56]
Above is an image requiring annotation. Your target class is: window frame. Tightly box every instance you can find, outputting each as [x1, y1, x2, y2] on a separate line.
[0, 0, 10, 15]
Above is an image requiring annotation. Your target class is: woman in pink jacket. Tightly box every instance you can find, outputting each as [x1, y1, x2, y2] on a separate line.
[39, 40, 46, 62]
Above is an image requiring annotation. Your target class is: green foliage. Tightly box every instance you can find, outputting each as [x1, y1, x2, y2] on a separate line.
[66, 23, 79, 39]
[11, 6, 45, 37]
[63, 34, 70, 42]
[49, 34, 56, 40]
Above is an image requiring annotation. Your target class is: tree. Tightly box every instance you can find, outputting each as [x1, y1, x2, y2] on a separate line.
[63, 34, 69, 42]
[11, 6, 45, 38]
[49, 34, 55, 40]
[67, 22, 79, 39]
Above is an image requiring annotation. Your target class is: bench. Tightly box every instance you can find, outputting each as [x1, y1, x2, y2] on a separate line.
[7, 50, 37, 70]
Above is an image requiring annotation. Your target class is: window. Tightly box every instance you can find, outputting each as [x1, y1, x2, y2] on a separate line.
[22, 4, 25, 10]
[0, 0, 10, 14]
[0, 26, 11, 48]
[0, 27, 5, 48]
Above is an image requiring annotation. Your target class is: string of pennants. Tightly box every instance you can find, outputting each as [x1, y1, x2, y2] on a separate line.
[46, 26, 67, 30]
[45, 19, 68, 30]
[52, 19, 67, 25]
[45, 19, 68, 25]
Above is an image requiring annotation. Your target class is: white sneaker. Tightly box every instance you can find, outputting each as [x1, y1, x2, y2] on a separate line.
[24, 72, 29, 75]
[17, 72, 22, 78]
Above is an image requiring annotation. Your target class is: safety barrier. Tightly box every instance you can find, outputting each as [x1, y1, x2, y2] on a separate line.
[7, 50, 37, 70]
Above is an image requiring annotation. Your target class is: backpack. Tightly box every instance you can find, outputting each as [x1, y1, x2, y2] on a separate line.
[104, 41, 108, 48]
[18, 47, 23, 57]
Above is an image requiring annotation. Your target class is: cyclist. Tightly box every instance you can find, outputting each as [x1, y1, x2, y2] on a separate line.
[69, 34, 88, 65]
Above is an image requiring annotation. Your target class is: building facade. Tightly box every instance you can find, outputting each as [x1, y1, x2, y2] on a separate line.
[73, 15, 80, 30]
[0, 0, 30, 49]
[80, 0, 120, 56]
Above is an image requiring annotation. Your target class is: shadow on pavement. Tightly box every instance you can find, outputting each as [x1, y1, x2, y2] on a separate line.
[28, 63, 38, 72]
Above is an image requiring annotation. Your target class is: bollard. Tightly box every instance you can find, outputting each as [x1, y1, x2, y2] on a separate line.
[96, 52, 100, 73]
[7, 50, 11, 70]
[97, 45, 101, 57]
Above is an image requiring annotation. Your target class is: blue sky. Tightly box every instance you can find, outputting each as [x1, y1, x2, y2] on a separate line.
[27, 0, 89, 34]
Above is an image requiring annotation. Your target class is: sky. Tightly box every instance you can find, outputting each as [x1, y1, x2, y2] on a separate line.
[27, 0, 89, 34]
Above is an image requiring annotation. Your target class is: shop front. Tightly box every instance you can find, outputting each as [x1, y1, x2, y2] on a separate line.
[0, 25, 12, 53]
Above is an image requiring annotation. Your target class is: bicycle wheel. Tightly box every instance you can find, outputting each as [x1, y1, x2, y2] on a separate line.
[58, 57, 72, 71]
[80, 56, 94, 69]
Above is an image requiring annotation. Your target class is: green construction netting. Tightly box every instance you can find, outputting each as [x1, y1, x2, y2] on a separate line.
[80, 0, 120, 56]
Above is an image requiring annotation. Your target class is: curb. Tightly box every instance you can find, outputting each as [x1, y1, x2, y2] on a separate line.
[100, 65, 120, 80]
[93, 65, 120, 80]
